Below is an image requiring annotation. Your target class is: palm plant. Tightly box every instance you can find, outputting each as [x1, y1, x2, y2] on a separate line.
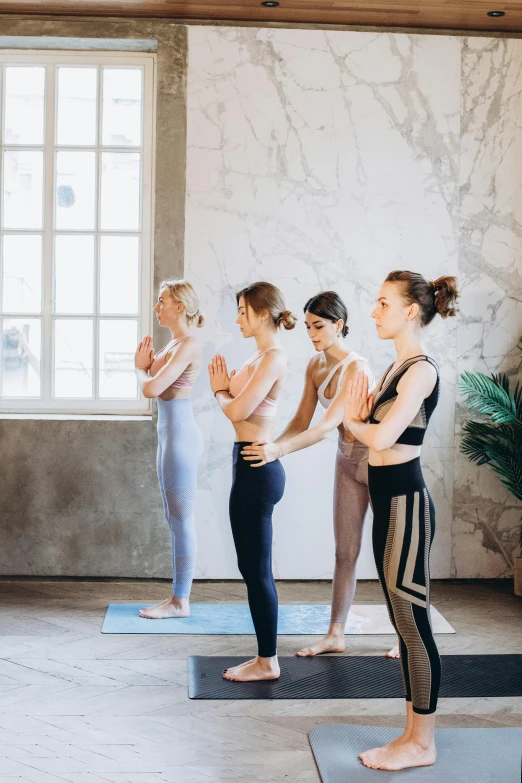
[459, 337, 522, 554]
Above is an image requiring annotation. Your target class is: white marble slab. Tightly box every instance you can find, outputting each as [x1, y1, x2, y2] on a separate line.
[453, 38, 522, 578]
[186, 26, 461, 579]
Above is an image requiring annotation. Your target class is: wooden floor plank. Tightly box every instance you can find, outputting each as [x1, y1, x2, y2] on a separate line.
[0, 579, 519, 782]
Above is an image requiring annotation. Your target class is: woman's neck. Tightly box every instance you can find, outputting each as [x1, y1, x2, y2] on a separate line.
[169, 324, 192, 341]
[254, 331, 280, 353]
[393, 328, 424, 363]
[324, 339, 350, 365]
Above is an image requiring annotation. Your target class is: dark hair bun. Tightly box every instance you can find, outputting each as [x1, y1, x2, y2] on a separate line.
[430, 276, 459, 319]
[277, 310, 298, 330]
[304, 290, 349, 336]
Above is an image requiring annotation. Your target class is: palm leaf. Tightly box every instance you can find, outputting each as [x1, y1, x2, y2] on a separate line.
[462, 427, 522, 495]
[459, 371, 517, 425]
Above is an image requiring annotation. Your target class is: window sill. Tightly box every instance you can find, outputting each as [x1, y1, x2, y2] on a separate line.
[0, 413, 152, 421]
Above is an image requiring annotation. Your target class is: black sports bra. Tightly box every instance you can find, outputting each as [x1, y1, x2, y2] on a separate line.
[369, 355, 439, 446]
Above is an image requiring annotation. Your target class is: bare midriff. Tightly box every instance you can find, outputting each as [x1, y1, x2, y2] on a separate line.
[369, 442, 421, 468]
[157, 386, 194, 402]
[233, 413, 276, 444]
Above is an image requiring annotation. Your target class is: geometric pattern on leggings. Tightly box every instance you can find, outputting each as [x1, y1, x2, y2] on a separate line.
[385, 492, 427, 608]
[383, 489, 434, 713]
[165, 487, 197, 597]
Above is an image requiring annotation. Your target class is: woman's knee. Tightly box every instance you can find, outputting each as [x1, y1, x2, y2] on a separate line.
[334, 544, 361, 570]
[238, 560, 273, 590]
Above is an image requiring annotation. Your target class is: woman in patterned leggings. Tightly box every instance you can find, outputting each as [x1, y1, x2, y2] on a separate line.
[344, 270, 459, 772]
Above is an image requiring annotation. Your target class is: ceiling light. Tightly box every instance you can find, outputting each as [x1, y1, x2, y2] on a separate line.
[261, 2, 280, 6]
[487, 10, 505, 16]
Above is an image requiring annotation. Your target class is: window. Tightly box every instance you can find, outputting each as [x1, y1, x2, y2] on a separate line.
[0, 52, 154, 413]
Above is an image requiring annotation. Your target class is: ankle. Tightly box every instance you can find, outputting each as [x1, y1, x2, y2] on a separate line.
[257, 655, 278, 668]
[171, 595, 189, 607]
[327, 623, 346, 639]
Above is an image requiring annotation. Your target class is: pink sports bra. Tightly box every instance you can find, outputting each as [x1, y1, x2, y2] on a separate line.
[154, 337, 199, 389]
[228, 347, 279, 417]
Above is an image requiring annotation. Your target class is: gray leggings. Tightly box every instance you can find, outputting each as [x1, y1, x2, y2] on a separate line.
[331, 437, 370, 623]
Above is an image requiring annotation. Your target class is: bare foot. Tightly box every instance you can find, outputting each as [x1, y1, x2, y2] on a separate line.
[296, 634, 345, 657]
[139, 597, 190, 619]
[360, 739, 436, 771]
[222, 657, 256, 674]
[386, 644, 400, 659]
[223, 656, 280, 682]
[139, 597, 170, 614]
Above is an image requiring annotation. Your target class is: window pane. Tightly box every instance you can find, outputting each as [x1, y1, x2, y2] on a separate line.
[57, 67, 97, 146]
[55, 151, 96, 230]
[2, 235, 42, 314]
[99, 236, 139, 315]
[55, 235, 94, 314]
[4, 67, 45, 145]
[1, 318, 41, 397]
[54, 319, 93, 398]
[3, 150, 43, 229]
[99, 319, 137, 398]
[102, 68, 142, 147]
[100, 152, 140, 230]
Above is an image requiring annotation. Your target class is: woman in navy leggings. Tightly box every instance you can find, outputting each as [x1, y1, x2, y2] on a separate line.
[209, 282, 296, 682]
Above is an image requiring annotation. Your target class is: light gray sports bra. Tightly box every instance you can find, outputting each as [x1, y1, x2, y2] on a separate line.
[317, 351, 375, 409]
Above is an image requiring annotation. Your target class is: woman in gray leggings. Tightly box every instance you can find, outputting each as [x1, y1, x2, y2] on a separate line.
[242, 291, 397, 657]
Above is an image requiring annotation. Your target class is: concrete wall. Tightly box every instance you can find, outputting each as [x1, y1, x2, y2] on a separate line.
[0, 18, 187, 577]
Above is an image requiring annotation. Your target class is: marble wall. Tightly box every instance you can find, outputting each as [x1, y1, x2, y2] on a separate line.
[453, 38, 522, 577]
[185, 26, 520, 580]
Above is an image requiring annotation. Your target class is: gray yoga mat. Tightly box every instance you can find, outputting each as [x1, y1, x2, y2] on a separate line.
[308, 724, 522, 782]
[188, 654, 522, 699]
[101, 602, 454, 635]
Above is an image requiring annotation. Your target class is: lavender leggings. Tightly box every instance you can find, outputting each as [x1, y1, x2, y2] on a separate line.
[331, 437, 370, 623]
[156, 399, 204, 598]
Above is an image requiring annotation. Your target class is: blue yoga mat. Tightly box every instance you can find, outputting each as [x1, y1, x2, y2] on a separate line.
[101, 603, 454, 635]
[102, 603, 339, 635]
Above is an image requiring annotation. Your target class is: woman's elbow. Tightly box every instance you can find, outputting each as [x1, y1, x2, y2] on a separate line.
[141, 383, 156, 399]
[224, 405, 243, 423]
[371, 432, 393, 452]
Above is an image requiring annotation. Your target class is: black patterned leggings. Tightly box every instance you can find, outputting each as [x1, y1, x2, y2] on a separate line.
[368, 458, 441, 715]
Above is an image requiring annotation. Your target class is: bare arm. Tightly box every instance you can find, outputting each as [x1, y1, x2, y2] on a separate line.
[344, 363, 437, 452]
[209, 351, 285, 423]
[276, 360, 318, 442]
[137, 338, 198, 399]
[242, 360, 372, 465]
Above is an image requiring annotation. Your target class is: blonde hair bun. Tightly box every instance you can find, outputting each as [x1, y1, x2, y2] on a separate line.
[159, 279, 204, 328]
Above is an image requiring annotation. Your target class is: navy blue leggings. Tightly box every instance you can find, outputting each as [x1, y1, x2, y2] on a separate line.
[229, 442, 286, 658]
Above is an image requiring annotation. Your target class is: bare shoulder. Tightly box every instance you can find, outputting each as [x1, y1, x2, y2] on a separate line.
[343, 358, 370, 381]
[306, 354, 322, 376]
[260, 347, 287, 370]
[399, 358, 438, 394]
[168, 336, 200, 361]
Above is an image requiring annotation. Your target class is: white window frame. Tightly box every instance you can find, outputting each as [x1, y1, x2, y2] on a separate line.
[0, 50, 155, 414]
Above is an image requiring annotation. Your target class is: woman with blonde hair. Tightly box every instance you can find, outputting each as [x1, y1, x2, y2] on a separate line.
[135, 279, 205, 620]
[208, 281, 296, 683]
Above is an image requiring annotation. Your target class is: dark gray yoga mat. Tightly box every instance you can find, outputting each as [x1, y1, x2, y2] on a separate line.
[308, 724, 522, 783]
[188, 654, 522, 700]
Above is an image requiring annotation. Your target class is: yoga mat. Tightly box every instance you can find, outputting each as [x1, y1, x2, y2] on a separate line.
[187, 654, 522, 700]
[308, 724, 522, 783]
[101, 603, 454, 634]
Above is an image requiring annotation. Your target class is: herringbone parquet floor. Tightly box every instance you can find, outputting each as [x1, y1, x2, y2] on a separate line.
[0, 579, 520, 782]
